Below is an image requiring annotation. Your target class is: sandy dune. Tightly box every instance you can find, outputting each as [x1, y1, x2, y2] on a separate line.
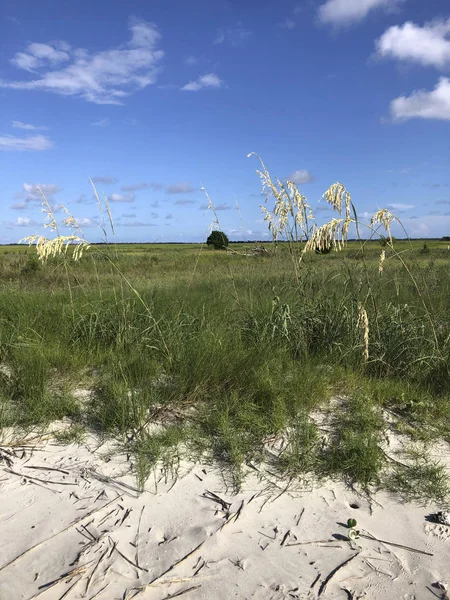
[1, 433, 449, 600]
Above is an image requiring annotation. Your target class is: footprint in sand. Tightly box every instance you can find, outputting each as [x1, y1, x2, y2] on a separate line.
[424, 523, 450, 541]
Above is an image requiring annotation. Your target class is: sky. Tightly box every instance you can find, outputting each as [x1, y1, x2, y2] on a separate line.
[1, 0, 450, 243]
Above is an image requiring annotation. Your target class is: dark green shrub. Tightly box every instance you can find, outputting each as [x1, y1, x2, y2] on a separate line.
[206, 230, 229, 250]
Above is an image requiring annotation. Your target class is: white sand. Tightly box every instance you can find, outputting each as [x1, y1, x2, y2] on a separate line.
[1, 433, 449, 600]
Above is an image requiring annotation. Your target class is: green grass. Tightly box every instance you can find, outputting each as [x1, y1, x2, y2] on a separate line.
[0, 239, 450, 502]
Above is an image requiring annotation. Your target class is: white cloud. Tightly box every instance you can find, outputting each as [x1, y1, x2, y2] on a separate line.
[388, 203, 414, 210]
[12, 120, 48, 130]
[181, 73, 223, 92]
[215, 203, 231, 211]
[0, 134, 53, 151]
[91, 118, 110, 127]
[318, 0, 406, 26]
[77, 217, 97, 227]
[91, 176, 118, 184]
[391, 77, 450, 121]
[376, 19, 450, 69]
[214, 25, 252, 46]
[16, 216, 38, 227]
[108, 192, 135, 203]
[22, 183, 61, 200]
[10, 202, 27, 210]
[166, 182, 197, 194]
[288, 169, 314, 184]
[0, 20, 164, 104]
[12, 41, 70, 71]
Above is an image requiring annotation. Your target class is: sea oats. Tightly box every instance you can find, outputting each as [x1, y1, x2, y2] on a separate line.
[248, 152, 317, 245]
[21, 191, 90, 262]
[379, 249, 386, 274]
[357, 303, 370, 362]
[323, 182, 352, 219]
[304, 218, 351, 253]
[371, 209, 397, 241]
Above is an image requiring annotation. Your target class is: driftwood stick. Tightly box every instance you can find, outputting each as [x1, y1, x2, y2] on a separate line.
[361, 530, 433, 556]
[318, 553, 359, 596]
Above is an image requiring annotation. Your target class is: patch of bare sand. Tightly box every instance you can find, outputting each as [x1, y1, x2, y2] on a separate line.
[1, 431, 449, 600]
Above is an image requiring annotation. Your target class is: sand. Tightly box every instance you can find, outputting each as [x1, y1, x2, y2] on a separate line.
[1, 431, 449, 600]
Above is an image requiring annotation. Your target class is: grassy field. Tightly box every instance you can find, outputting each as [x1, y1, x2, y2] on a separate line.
[1, 234, 450, 501]
[1, 162, 450, 500]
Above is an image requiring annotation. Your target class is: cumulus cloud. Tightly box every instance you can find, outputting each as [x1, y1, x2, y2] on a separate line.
[0, 134, 53, 151]
[288, 169, 314, 184]
[376, 19, 450, 69]
[318, 0, 406, 26]
[121, 182, 149, 192]
[181, 73, 223, 92]
[166, 182, 197, 194]
[91, 176, 118, 184]
[108, 192, 135, 203]
[12, 120, 47, 130]
[0, 20, 164, 104]
[215, 203, 232, 211]
[390, 77, 450, 121]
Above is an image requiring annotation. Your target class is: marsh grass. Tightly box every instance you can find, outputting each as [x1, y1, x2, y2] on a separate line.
[1, 161, 449, 502]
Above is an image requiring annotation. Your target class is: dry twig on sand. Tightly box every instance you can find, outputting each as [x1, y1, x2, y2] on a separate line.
[318, 553, 359, 597]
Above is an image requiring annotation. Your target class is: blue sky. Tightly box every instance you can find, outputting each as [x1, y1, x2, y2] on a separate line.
[1, 0, 449, 243]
